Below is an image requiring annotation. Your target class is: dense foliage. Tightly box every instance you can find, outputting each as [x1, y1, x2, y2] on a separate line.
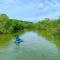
[35, 18, 60, 36]
[0, 14, 33, 34]
[0, 14, 60, 35]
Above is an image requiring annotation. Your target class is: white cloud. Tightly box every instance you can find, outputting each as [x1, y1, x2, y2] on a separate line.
[37, 0, 60, 13]
[52, 0, 59, 3]
[38, 3, 44, 8]
[45, 0, 60, 8]
[52, 3, 60, 8]
[4, 0, 16, 4]
[0, 0, 60, 22]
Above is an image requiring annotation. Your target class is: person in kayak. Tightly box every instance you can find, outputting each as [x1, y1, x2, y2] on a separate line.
[15, 35, 23, 43]
[15, 35, 20, 43]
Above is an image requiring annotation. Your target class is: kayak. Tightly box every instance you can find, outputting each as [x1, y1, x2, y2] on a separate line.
[15, 39, 23, 44]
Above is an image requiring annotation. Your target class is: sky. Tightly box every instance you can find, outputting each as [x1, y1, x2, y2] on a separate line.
[0, 0, 60, 22]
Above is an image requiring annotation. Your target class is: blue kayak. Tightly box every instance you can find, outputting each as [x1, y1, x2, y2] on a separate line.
[15, 35, 23, 45]
[15, 38, 23, 44]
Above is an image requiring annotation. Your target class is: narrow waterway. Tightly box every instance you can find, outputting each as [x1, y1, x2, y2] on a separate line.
[0, 31, 60, 60]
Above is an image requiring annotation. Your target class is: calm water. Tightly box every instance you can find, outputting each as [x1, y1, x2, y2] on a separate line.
[0, 31, 60, 60]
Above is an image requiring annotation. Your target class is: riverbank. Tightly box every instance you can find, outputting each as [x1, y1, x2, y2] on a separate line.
[0, 14, 60, 36]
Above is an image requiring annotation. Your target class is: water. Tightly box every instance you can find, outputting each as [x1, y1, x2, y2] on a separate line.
[0, 31, 60, 60]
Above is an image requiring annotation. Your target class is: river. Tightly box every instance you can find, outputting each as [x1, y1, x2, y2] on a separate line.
[0, 31, 60, 60]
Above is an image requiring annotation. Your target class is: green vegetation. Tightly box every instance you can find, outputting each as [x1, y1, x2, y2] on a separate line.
[0, 14, 33, 34]
[34, 18, 60, 37]
[0, 14, 60, 36]
[0, 14, 60, 47]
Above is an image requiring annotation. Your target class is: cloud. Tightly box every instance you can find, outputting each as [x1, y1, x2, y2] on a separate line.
[38, 3, 44, 8]
[4, 0, 16, 4]
[44, 0, 60, 8]
[0, 0, 60, 22]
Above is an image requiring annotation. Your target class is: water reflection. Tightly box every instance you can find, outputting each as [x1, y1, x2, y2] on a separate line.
[0, 30, 60, 60]
[0, 30, 28, 47]
[36, 30, 60, 48]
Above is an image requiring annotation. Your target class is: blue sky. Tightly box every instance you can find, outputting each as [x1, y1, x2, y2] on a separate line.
[0, 0, 60, 22]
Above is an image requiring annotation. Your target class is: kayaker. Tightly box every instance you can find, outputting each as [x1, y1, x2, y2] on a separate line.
[16, 35, 20, 43]
[15, 35, 23, 43]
